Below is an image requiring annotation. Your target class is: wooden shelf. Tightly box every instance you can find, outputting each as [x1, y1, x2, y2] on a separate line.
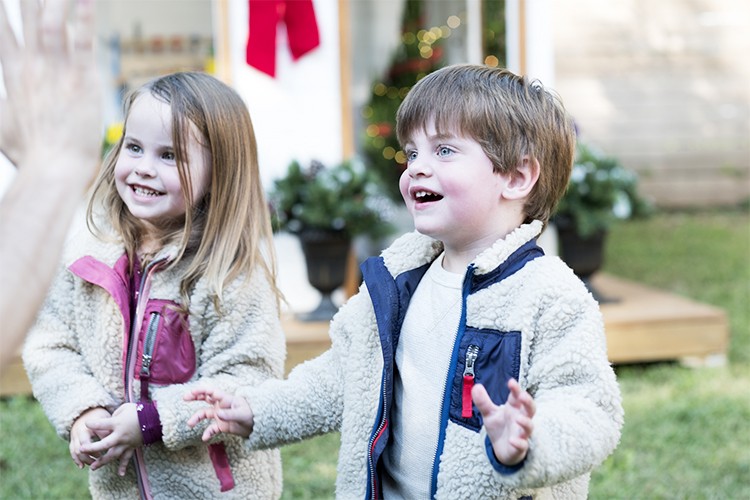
[0, 274, 729, 397]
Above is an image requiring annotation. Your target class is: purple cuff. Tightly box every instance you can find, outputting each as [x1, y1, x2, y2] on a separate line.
[137, 401, 163, 445]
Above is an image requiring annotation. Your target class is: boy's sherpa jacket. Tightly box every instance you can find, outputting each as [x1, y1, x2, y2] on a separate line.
[240, 220, 623, 499]
[23, 221, 286, 499]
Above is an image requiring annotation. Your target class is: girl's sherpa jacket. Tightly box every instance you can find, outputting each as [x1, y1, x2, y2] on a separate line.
[240, 220, 623, 499]
[23, 220, 286, 499]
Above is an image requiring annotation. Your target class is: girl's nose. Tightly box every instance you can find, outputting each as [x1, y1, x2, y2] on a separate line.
[134, 160, 156, 177]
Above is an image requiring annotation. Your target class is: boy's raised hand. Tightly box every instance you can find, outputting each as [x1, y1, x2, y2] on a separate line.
[185, 387, 255, 441]
[472, 378, 535, 466]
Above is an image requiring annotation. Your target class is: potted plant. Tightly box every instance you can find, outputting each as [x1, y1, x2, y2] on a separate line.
[269, 159, 394, 320]
[553, 142, 652, 300]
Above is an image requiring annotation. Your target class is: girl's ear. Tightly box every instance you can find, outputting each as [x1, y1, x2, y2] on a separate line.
[502, 155, 540, 200]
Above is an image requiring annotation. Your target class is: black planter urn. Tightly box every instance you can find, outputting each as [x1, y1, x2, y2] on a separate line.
[556, 223, 615, 303]
[297, 229, 351, 322]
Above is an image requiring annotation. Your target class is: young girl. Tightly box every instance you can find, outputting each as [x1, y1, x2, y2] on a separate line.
[23, 72, 286, 499]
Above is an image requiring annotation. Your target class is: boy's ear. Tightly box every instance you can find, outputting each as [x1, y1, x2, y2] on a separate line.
[502, 155, 540, 200]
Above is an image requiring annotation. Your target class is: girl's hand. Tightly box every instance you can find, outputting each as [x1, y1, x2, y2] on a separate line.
[472, 378, 536, 466]
[79, 403, 142, 476]
[69, 407, 112, 468]
[185, 387, 254, 441]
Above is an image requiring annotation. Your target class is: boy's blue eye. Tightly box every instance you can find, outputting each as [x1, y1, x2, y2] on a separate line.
[437, 146, 453, 157]
[407, 150, 418, 162]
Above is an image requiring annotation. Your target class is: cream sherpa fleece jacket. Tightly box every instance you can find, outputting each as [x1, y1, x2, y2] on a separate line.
[23, 220, 286, 499]
[240, 221, 623, 499]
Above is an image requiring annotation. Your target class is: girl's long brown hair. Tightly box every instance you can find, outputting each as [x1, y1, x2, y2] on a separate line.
[88, 72, 281, 311]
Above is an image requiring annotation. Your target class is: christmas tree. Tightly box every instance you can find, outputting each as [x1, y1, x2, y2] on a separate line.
[361, 0, 446, 201]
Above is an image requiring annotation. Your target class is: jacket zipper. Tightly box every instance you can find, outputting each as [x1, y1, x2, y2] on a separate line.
[125, 257, 168, 500]
[368, 371, 388, 499]
[461, 345, 479, 418]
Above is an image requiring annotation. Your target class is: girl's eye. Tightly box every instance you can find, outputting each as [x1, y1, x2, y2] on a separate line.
[125, 143, 142, 154]
[162, 151, 176, 161]
[437, 146, 454, 157]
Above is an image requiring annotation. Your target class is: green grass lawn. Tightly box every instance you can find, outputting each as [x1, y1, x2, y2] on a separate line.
[1, 209, 748, 498]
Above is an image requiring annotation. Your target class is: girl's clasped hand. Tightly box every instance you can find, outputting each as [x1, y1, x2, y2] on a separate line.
[75, 404, 142, 476]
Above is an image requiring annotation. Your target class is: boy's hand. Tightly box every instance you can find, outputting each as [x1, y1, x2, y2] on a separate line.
[79, 403, 142, 476]
[69, 407, 111, 469]
[185, 387, 254, 441]
[472, 378, 535, 466]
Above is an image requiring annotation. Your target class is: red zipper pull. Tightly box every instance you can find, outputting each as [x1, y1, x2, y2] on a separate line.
[462, 345, 479, 418]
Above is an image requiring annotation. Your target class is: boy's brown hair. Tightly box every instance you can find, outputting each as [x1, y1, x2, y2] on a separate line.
[396, 64, 576, 225]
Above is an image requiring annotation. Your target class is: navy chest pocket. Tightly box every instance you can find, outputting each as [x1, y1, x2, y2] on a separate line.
[448, 327, 522, 431]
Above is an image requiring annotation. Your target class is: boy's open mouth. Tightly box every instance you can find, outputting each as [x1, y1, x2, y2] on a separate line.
[413, 190, 443, 202]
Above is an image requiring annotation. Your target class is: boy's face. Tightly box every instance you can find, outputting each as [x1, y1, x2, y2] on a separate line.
[399, 123, 515, 251]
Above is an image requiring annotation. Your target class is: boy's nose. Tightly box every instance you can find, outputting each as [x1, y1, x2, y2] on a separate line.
[406, 156, 432, 177]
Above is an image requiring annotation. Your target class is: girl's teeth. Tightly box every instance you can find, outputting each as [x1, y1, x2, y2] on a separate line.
[134, 186, 159, 197]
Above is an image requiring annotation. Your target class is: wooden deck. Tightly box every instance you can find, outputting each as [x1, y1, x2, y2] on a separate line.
[0, 273, 729, 397]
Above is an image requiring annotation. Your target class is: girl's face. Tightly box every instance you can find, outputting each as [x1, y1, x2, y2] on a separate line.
[114, 93, 211, 237]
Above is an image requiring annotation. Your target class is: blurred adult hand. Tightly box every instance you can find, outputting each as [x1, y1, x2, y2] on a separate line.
[0, 0, 103, 371]
[0, 0, 102, 170]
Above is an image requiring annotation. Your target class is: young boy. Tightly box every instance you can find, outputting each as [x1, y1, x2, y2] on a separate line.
[187, 64, 623, 499]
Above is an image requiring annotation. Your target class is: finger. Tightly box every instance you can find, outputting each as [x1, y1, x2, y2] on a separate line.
[184, 388, 209, 402]
[505, 379, 526, 408]
[117, 448, 134, 477]
[70, 439, 85, 468]
[80, 431, 116, 456]
[0, 0, 20, 65]
[517, 390, 536, 418]
[70, 0, 95, 65]
[515, 415, 534, 439]
[39, 0, 69, 55]
[73, 439, 100, 467]
[202, 423, 221, 442]
[86, 417, 114, 433]
[187, 407, 215, 428]
[471, 383, 497, 417]
[89, 451, 114, 471]
[507, 378, 522, 398]
[197, 387, 227, 403]
[19, 0, 39, 52]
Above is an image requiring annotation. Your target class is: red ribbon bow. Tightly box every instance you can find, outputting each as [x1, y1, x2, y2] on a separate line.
[246, 0, 321, 77]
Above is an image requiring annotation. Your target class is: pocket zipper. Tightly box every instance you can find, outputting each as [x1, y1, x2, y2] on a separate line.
[141, 312, 161, 378]
[462, 345, 479, 418]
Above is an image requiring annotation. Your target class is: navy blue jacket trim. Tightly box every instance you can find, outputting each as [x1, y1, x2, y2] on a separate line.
[430, 265, 474, 496]
[359, 239, 544, 499]
[470, 240, 544, 293]
[361, 257, 429, 499]
[485, 435, 526, 474]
